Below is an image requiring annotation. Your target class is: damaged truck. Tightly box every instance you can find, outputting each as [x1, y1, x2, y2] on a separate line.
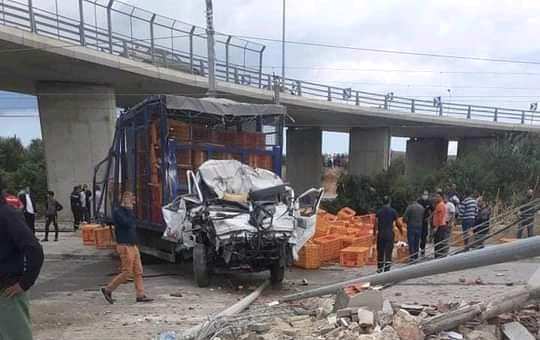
[94, 95, 323, 286]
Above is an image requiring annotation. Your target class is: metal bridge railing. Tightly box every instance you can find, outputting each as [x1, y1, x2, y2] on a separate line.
[0, 0, 539, 125]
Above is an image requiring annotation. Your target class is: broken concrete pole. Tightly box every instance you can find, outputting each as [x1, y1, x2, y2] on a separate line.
[280, 236, 540, 302]
[393, 309, 425, 340]
[335, 288, 383, 311]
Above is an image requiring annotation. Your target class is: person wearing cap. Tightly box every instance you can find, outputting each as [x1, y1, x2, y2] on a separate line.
[0, 176, 44, 340]
[417, 190, 433, 257]
[402, 198, 425, 262]
[374, 196, 400, 273]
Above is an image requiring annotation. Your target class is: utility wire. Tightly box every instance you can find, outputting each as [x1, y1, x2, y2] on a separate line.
[234, 34, 540, 66]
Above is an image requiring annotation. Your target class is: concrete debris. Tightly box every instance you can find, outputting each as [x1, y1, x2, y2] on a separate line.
[500, 321, 535, 340]
[393, 309, 425, 340]
[335, 286, 383, 312]
[464, 330, 497, 340]
[357, 308, 375, 328]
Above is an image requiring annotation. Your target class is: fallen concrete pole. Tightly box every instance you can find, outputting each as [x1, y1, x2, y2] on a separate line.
[279, 236, 540, 302]
[181, 280, 270, 340]
[421, 266, 540, 335]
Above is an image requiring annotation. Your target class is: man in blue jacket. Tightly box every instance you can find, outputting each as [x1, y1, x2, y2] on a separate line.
[101, 191, 153, 304]
[0, 176, 44, 340]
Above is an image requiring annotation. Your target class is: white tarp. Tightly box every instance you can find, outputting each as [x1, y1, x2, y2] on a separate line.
[197, 160, 283, 198]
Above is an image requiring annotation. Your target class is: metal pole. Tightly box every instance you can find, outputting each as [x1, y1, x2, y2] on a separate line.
[225, 35, 232, 82]
[28, 0, 35, 32]
[106, 0, 114, 54]
[189, 26, 195, 73]
[281, 0, 286, 89]
[78, 0, 85, 45]
[150, 14, 156, 63]
[258, 46, 265, 89]
[279, 236, 540, 302]
[205, 0, 217, 97]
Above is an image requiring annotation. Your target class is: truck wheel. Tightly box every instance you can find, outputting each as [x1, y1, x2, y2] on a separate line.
[193, 243, 210, 287]
[270, 261, 285, 286]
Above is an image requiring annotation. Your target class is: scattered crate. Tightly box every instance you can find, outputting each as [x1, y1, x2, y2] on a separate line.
[82, 224, 100, 246]
[395, 244, 410, 263]
[314, 234, 343, 262]
[95, 226, 115, 249]
[295, 242, 321, 269]
[339, 246, 370, 267]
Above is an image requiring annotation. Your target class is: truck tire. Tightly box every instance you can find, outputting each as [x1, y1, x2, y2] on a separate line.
[193, 243, 210, 287]
[270, 261, 285, 286]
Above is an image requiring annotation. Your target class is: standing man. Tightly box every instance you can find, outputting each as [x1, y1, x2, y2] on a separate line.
[432, 193, 449, 258]
[19, 187, 36, 234]
[417, 190, 433, 257]
[79, 186, 87, 223]
[83, 184, 92, 222]
[460, 191, 478, 248]
[101, 191, 153, 304]
[517, 188, 536, 238]
[94, 185, 103, 220]
[43, 191, 63, 242]
[1, 176, 44, 340]
[70, 186, 82, 231]
[402, 198, 425, 262]
[375, 196, 400, 273]
[446, 195, 457, 231]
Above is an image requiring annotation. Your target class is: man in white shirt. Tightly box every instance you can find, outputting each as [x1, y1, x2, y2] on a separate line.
[446, 195, 457, 230]
[18, 187, 36, 234]
[80, 188, 87, 223]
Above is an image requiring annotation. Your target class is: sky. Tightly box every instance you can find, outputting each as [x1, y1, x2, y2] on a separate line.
[3, 0, 540, 155]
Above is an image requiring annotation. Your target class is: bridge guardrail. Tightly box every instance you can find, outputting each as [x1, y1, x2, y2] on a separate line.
[0, 0, 538, 125]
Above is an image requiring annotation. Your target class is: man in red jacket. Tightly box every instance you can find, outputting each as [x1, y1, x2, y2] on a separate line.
[432, 193, 449, 258]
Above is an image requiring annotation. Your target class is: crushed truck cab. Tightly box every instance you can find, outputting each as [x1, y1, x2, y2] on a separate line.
[94, 95, 322, 285]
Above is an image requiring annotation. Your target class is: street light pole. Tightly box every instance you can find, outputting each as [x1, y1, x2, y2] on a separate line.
[205, 0, 216, 97]
[281, 0, 286, 89]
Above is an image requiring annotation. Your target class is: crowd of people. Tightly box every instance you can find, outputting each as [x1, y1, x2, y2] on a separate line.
[374, 186, 537, 273]
[323, 153, 349, 168]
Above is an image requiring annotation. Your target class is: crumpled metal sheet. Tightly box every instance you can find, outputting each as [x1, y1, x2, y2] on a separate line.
[197, 160, 283, 199]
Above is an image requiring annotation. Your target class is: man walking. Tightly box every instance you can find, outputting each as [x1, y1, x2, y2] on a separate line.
[433, 193, 449, 258]
[19, 187, 36, 234]
[1, 176, 44, 340]
[460, 191, 478, 248]
[70, 186, 82, 230]
[402, 198, 425, 262]
[43, 191, 63, 242]
[517, 189, 536, 238]
[375, 196, 400, 273]
[101, 191, 153, 304]
[417, 190, 433, 257]
[474, 199, 491, 248]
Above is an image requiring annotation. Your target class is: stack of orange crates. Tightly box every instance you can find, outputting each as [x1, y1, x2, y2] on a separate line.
[81, 224, 100, 246]
[95, 226, 116, 249]
[313, 234, 343, 262]
[294, 241, 321, 269]
[340, 246, 370, 267]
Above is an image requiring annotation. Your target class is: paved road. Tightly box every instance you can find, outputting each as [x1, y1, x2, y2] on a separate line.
[30, 233, 540, 339]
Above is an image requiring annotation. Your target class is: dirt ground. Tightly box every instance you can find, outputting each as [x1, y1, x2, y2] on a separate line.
[30, 232, 539, 340]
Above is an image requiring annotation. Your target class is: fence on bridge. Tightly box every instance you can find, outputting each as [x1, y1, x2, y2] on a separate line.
[0, 0, 538, 125]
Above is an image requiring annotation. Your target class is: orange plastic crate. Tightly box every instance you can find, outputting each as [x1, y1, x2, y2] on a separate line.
[314, 234, 343, 262]
[294, 242, 321, 269]
[340, 246, 370, 267]
[330, 224, 348, 235]
[95, 227, 115, 249]
[351, 234, 373, 248]
[337, 207, 356, 221]
[82, 224, 100, 245]
[396, 245, 409, 263]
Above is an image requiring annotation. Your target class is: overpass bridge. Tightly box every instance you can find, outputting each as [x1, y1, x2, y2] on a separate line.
[0, 0, 539, 210]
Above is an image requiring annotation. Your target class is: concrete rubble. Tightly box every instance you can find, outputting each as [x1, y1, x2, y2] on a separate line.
[209, 287, 540, 340]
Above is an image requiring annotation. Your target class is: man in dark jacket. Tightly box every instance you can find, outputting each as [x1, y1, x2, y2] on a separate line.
[18, 187, 36, 234]
[0, 176, 44, 340]
[375, 196, 400, 273]
[101, 191, 152, 304]
[70, 186, 82, 231]
[43, 191, 63, 242]
[417, 190, 433, 257]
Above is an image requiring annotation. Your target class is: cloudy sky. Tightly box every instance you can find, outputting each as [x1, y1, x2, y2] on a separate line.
[3, 0, 540, 154]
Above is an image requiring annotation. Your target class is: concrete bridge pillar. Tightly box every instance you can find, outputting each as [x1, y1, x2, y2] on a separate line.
[37, 82, 116, 220]
[406, 138, 448, 178]
[348, 127, 391, 177]
[286, 127, 322, 194]
[457, 137, 495, 160]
